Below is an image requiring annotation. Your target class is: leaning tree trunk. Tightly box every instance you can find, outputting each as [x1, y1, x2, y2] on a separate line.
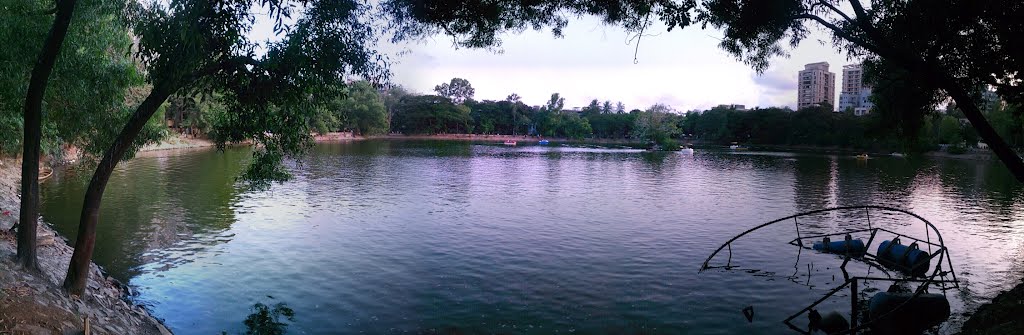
[17, 0, 79, 271]
[63, 84, 174, 295]
[939, 78, 1024, 183]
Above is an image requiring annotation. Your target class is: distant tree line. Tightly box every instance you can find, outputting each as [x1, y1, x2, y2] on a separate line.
[160, 76, 1023, 155]
[384, 78, 1023, 153]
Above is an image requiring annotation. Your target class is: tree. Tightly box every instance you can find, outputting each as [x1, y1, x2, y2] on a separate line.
[545, 93, 565, 113]
[391, 95, 470, 134]
[634, 104, 682, 148]
[330, 81, 388, 135]
[616, 101, 626, 114]
[938, 115, 964, 145]
[382, 85, 411, 132]
[3, 0, 147, 270]
[10, 0, 79, 271]
[60, 0, 390, 295]
[433, 78, 475, 104]
[165, 93, 224, 136]
[506, 93, 523, 134]
[602, 100, 613, 114]
[384, 0, 1024, 181]
[989, 103, 1023, 148]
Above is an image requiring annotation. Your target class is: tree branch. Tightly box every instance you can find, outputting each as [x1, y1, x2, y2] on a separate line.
[846, 0, 891, 51]
[817, 0, 855, 25]
[848, 0, 870, 23]
[792, 14, 881, 55]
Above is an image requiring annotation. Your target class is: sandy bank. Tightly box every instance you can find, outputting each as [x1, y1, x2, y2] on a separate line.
[139, 135, 216, 152]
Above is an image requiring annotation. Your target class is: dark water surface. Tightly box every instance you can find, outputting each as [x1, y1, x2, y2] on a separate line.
[40, 141, 1024, 334]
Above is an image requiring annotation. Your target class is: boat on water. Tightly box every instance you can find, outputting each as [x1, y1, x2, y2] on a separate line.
[729, 144, 748, 150]
[856, 153, 869, 160]
[701, 206, 958, 334]
[680, 147, 694, 155]
[538, 139, 550, 145]
[503, 140, 517, 146]
[891, 152, 906, 158]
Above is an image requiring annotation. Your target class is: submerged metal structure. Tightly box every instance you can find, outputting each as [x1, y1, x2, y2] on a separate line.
[699, 205, 959, 334]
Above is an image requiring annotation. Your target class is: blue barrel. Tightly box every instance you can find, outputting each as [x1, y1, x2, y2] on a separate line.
[877, 240, 930, 276]
[868, 291, 950, 334]
[812, 238, 866, 256]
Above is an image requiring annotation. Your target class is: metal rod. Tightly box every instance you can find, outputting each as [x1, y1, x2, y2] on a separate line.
[795, 217, 802, 246]
[850, 276, 957, 283]
[926, 224, 932, 254]
[865, 207, 872, 230]
[865, 228, 878, 253]
[793, 228, 876, 241]
[784, 280, 851, 324]
[850, 279, 858, 334]
[727, 243, 732, 267]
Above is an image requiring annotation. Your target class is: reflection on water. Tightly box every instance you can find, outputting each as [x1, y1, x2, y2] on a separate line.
[40, 141, 1024, 334]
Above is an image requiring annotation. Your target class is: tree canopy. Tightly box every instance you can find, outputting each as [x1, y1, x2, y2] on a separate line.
[0, 0, 157, 158]
[434, 78, 475, 104]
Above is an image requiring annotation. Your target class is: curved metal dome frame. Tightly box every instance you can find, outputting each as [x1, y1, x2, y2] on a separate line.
[699, 205, 959, 335]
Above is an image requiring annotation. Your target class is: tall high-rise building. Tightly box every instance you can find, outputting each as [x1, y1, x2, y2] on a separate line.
[838, 63, 874, 116]
[797, 62, 836, 110]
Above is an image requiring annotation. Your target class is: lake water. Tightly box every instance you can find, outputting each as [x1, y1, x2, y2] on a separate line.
[40, 140, 1024, 334]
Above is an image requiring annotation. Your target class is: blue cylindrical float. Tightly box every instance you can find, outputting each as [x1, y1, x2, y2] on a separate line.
[876, 240, 930, 276]
[812, 238, 866, 256]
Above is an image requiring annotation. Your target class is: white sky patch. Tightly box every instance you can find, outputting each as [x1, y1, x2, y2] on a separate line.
[248, 10, 860, 111]
[388, 16, 857, 111]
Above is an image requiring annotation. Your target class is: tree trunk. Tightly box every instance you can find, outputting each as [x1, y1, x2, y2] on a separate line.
[63, 84, 174, 295]
[941, 79, 1024, 182]
[17, 0, 79, 271]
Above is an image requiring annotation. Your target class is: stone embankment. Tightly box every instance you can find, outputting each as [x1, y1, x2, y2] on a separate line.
[0, 158, 171, 335]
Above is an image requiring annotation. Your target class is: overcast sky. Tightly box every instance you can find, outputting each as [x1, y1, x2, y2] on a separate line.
[384, 16, 859, 112]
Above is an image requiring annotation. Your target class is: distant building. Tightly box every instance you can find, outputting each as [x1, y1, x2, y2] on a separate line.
[716, 104, 747, 111]
[797, 62, 836, 110]
[837, 63, 874, 116]
[981, 88, 1004, 113]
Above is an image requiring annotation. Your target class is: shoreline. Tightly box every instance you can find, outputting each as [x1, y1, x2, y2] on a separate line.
[364, 133, 643, 145]
[314, 134, 1002, 162]
[959, 280, 1024, 334]
[0, 157, 171, 334]
[149, 132, 998, 163]
[138, 135, 217, 153]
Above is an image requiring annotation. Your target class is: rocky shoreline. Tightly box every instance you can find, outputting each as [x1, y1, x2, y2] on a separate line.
[0, 158, 171, 335]
[958, 281, 1024, 334]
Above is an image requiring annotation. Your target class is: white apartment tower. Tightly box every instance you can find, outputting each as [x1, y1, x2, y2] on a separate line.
[797, 62, 836, 110]
[838, 63, 874, 116]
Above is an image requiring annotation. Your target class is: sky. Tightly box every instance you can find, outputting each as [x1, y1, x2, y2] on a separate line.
[384, 16, 860, 112]
[249, 11, 860, 112]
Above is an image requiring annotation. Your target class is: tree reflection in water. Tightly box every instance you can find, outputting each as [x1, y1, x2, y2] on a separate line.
[222, 301, 295, 335]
